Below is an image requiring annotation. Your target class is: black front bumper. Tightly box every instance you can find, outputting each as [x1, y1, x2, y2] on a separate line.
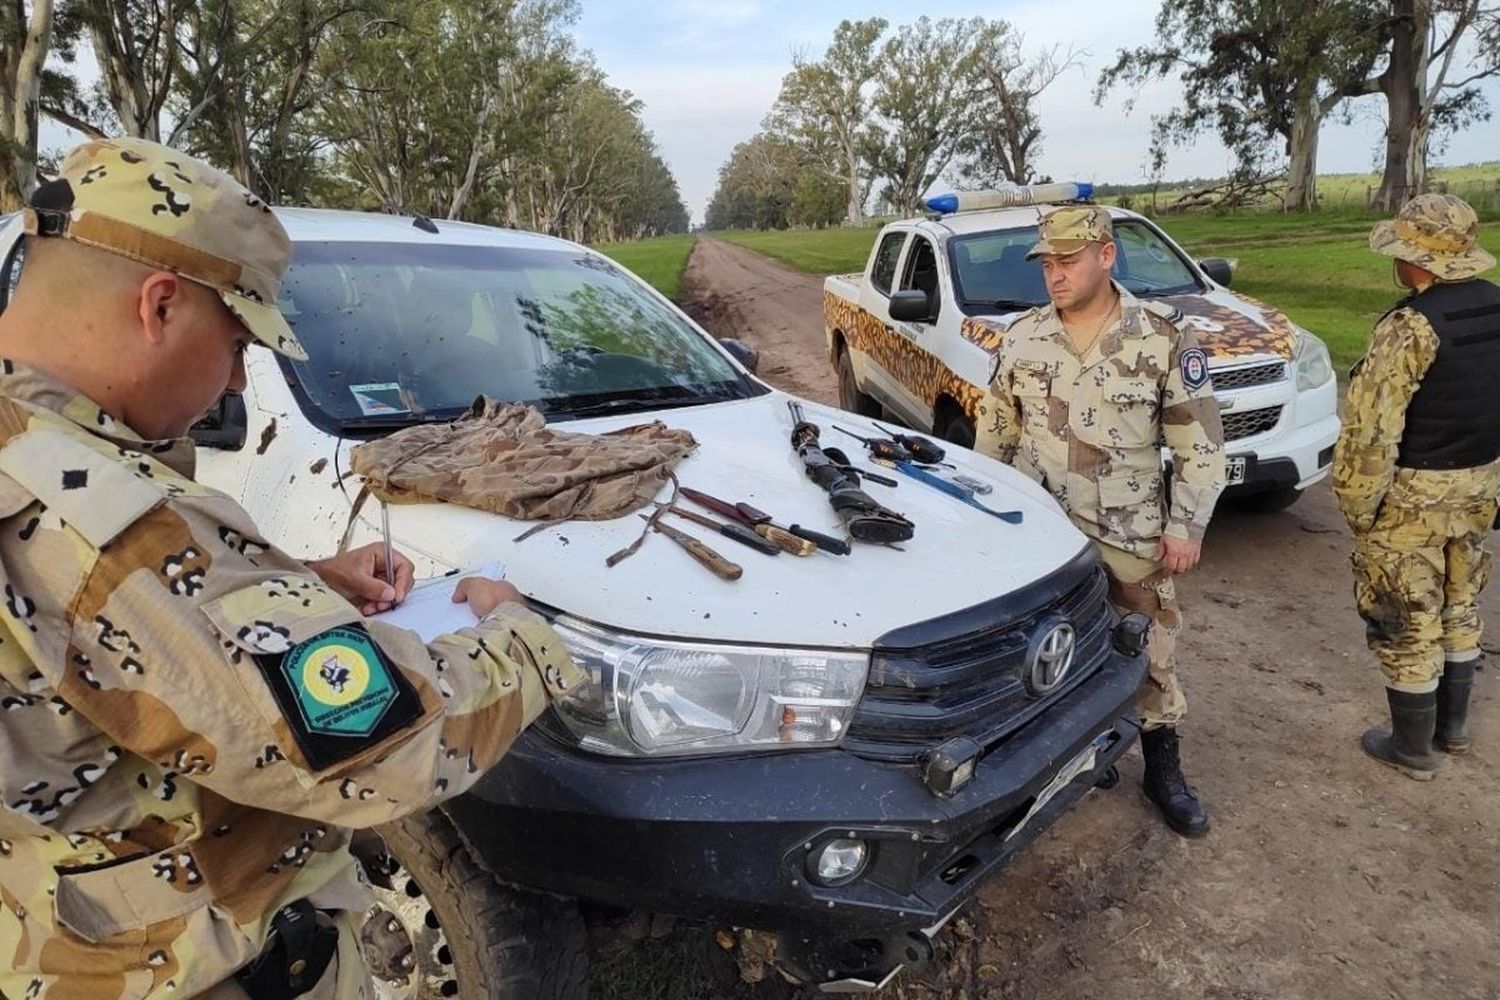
[443, 644, 1145, 941]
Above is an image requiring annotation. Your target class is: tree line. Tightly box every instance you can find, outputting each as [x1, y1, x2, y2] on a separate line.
[709, 3, 1498, 228]
[707, 16, 1076, 230]
[0, 0, 689, 243]
[1099, 0, 1500, 212]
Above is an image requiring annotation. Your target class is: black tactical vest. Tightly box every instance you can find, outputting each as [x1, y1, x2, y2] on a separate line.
[1396, 278, 1500, 470]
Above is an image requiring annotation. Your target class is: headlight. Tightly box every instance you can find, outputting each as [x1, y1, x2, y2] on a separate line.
[1293, 326, 1333, 391]
[547, 615, 869, 756]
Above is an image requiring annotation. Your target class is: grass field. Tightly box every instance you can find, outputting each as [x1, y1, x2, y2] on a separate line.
[715, 212, 1500, 370]
[595, 233, 696, 299]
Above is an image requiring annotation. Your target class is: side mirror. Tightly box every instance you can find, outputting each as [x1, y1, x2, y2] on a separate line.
[889, 289, 934, 323]
[190, 393, 248, 450]
[718, 337, 760, 374]
[1198, 257, 1233, 287]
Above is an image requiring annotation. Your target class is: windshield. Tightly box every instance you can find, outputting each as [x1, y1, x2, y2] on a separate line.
[277, 241, 760, 432]
[948, 218, 1204, 313]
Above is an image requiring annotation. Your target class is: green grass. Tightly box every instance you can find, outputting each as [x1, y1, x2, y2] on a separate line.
[595, 233, 696, 299]
[714, 213, 1500, 371]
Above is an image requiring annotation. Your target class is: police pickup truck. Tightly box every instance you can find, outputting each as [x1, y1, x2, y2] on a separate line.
[0, 208, 1150, 997]
[824, 184, 1340, 511]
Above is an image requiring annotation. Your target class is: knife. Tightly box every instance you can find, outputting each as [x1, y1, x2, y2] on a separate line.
[680, 488, 850, 556]
[653, 502, 783, 556]
[639, 515, 743, 580]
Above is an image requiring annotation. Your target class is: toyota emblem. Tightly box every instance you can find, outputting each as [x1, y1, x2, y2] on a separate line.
[1026, 620, 1077, 695]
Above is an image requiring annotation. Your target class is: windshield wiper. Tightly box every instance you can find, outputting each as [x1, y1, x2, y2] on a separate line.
[965, 298, 1040, 313]
[339, 410, 465, 431]
[549, 393, 738, 419]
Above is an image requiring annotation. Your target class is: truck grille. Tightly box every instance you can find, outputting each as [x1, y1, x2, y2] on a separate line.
[1222, 405, 1282, 441]
[845, 551, 1114, 763]
[1211, 361, 1285, 391]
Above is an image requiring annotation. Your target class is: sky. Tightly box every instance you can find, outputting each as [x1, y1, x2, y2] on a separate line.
[572, 0, 1500, 224]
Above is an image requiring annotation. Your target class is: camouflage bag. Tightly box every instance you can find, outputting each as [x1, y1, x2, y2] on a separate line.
[348, 397, 697, 527]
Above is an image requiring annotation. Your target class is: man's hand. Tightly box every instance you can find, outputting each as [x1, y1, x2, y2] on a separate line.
[307, 543, 416, 615]
[1160, 535, 1203, 576]
[452, 577, 523, 619]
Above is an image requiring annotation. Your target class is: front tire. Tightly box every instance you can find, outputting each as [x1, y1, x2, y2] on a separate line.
[837, 350, 882, 417]
[939, 411, 975, 449]
[360, 809, 589, 1000]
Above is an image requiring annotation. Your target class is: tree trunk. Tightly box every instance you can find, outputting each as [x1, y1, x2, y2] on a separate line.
[1, 0, 55, 210]
[1283, 97, 1321, 212]
[844, 140, 863, 226]
[1373, 0, 1426, 211]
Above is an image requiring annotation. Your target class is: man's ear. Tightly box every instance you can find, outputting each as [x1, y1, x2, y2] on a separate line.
[1098, 241, 1118, 270]
[137, 271, 182, 346]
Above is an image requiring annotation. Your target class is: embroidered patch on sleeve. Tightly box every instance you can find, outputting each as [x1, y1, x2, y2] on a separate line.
[1180, 348, 1210, 391]
[253, 623, 420, 771]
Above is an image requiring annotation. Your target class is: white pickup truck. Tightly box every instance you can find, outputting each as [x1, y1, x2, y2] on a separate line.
[824, 192, 1340, 511]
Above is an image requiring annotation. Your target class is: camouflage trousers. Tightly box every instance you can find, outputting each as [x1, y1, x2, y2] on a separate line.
[1352, 494, 1497, 693]
[1097, 543, 1187, 731]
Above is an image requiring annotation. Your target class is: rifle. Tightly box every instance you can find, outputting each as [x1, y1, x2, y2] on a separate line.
[787, 401, 914, 544]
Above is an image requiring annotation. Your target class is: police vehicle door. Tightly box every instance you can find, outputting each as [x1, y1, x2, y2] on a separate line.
[853, 227, 913, 416]
[880, 232, 944, 428]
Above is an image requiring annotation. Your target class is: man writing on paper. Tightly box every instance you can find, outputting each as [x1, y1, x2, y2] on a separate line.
[0, 137, 580, 999]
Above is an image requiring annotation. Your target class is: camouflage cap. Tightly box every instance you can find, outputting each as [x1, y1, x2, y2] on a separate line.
[23, 136, 307, 361]
[1026, 205, 1114, 259]
[1369, 193, 1496, 281]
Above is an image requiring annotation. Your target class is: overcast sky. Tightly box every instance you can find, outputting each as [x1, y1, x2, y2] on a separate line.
[573, 0, 1500, 224]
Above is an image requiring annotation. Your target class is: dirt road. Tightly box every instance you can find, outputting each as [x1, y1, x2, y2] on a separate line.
[619, 237, 1500, 1000]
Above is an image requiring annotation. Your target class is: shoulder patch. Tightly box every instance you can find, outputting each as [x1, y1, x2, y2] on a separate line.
[1180, 347, 1210, 391]
[252, 623, 421, 772]
[0, 428, 163, 548]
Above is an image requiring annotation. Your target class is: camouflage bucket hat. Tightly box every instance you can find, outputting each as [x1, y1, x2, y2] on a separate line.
[1026, 205, 1114, 259]
[1369, 193, 1496, 281]
[23, 136, 307, 361]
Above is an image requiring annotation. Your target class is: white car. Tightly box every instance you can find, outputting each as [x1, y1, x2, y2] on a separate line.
[0, 209, 1149, 996]
[824, 194, 1340, 511]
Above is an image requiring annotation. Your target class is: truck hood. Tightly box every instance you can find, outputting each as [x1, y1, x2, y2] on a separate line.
[965, 287, 1299, 365]
[338, 393, 1086, 649]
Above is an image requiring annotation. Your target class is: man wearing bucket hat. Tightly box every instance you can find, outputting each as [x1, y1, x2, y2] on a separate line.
[977, 204, 1226, 837]
[1335, 193, 1500, 780]
[0, 136, 581, 997]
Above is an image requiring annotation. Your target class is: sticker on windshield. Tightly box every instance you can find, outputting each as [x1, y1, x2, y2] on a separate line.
[350, 383, 410, 417]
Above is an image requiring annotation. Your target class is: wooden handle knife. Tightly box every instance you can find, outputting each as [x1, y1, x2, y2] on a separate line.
[641, 516, 743, 580]
[754, 522, 816, 555]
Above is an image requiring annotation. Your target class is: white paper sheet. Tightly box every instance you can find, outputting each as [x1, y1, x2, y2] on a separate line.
[375, 561, 506, 642]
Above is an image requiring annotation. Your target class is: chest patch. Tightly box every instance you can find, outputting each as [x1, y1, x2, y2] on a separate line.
[1180, 348, 1210, 391]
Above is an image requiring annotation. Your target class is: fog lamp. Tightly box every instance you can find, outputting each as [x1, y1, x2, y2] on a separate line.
[809, 837, 869, 886]
[923, 735, 983, 797]
[1113, 613, 1152, 658]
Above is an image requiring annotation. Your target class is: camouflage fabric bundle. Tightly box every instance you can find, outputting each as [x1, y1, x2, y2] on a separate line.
[349, 396, 697, 522]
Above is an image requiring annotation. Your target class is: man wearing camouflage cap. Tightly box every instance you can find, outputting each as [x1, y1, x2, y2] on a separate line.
[0, 136, 582, 997]
[1335, 193, 1500, 781]
[977, 204, 1226, 837]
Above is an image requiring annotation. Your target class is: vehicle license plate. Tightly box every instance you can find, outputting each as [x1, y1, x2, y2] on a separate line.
[1226, 456, 1248, 486]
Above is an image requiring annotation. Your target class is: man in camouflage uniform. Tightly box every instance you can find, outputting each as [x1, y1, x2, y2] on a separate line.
[0, 137, 582, 998]
[1335, 193, 1500, 780]
[976, 205, 1226, 837]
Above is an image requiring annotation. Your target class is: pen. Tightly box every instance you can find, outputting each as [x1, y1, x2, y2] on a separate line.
[381, 500, 395, 588]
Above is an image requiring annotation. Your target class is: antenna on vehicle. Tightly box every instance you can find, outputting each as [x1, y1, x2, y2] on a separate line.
[412, 214, 439, 234]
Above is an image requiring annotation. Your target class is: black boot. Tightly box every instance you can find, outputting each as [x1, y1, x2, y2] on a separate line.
[1435, 660, 1476, 754]
[1362, 689, 1443, 779]
[1140, 727, 1210, 838]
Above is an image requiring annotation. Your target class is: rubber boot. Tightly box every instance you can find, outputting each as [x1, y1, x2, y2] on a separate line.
[1435, 660, 1476, 755]
[1362, 689, 1443, 780]
[1140, 727, 1210, 838]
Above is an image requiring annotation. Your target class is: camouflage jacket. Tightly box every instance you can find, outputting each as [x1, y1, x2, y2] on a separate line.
[1334, 303, 1500, 532]
[0, 364, 582, 998]
[975, 285, 1227, 555]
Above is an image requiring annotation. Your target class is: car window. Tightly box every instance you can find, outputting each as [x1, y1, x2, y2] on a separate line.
[278, 241, 762, 432]
[869, 231, 907, 295]
[898, 236, 941, 322]
[0, 232, 27, 312]
[1111, 220, 1201, 294]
